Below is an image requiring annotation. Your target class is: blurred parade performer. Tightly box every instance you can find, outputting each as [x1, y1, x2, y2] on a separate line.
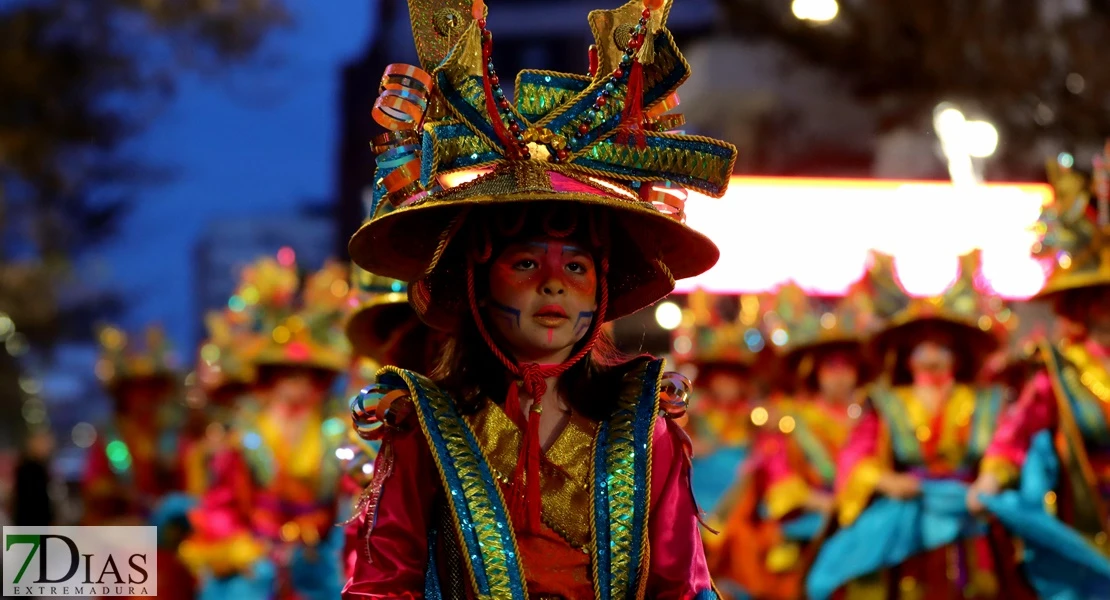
[805, 251, 1024, 599]
[182, 309, 258, 499]
[674, 290, 766, 515]
[967, 154, 1110, 597]
[84, 324, 195, 599]
[180, 257, 351, 600]
[709, 278, 878, 599]
[342, 0, 737, 596]
[337, 267, 445, 578]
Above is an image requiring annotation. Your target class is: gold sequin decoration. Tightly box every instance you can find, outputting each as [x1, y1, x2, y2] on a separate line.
[465, 400, 597, 550]
[578, 133, 734, 188]
[405, 0, 476, 71]
[515, 70, 591, 122]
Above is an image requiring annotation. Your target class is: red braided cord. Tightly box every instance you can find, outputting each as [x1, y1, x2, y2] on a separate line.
[464, 252, 609, 533]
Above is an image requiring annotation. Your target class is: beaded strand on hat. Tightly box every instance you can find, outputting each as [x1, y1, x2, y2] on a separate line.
[463, 220, 610, 535]
[471, 0, 662, 163]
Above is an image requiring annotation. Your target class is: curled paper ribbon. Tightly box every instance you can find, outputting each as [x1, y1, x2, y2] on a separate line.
[371, 64, 432, 202]
[640, 181, 688, 223]
[646, 91, 680, 118]
[379, 64, 432, 94]
[649, 113, 686, 132]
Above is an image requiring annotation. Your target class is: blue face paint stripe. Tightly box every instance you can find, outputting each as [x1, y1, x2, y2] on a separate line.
[489, 299, 522, 328]
[573, 311, 595, 336]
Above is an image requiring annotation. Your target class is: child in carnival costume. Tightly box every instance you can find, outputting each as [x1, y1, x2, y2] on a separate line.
[709, 278, 879, 600]
[84, 324, 196, 600]
[180, 257, 352, 600]
[671, 290, 766, 518]
[339, 266, 447, 579]
[967, 152, 1110, 597]
[343, 0, 737, 596]
[806, 250, 1095, 599]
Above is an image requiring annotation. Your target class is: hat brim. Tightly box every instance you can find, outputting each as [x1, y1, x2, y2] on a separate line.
[1033, 270, 1110, 300]
[350, 170, 719, 331]
[252, 342, 347, 374]
[871, 316, 999, 384]
[344, 296, 417, 362]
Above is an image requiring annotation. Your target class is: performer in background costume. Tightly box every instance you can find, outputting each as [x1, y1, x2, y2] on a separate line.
[180, 257, 351, 600]
[343, 0, 737, 597]
[182, 308, 258, 500]
[339, 267, 446, 579]
[806, 251, 1034, 600]
[709, 278, 878, 600]
[967, 153, 1110, 597]
[673, 290, 766, 515]
[84, 324, 195, 600]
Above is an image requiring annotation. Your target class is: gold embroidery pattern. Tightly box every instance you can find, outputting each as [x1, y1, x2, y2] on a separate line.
[465, 401, 597, 550]
[385, 367, 526, 600]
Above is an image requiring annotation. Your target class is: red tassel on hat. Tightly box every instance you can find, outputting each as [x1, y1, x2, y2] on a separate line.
[616, 43, 647, 148]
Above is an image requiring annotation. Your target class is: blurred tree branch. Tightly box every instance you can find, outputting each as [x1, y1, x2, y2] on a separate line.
[717, 0, 1110, 173]
[0, 0, 290, 345]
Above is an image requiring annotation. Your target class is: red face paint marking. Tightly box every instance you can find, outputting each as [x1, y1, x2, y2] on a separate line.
[489, 241, 597, 305]
[486, 238, 599, 358]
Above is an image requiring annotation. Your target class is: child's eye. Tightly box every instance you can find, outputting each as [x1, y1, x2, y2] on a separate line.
[514, 259, 538, 270]
[566, 262, 588, 274]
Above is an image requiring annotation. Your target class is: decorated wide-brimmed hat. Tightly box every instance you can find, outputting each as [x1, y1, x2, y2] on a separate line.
[344, 266, 417, 362]
[348, 0, 737, 332]
[1032, 152, 1110, 299]
[95, 324, 180, 392]
[765, 279, 881, 383]
[672, 289, 764, 370]
[234, 257, 351, 374]
[869, 250, 1006, 382]
[195, 309, 255, 394]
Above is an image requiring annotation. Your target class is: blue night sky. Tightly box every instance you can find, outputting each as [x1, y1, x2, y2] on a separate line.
[92, 3, 373, 349]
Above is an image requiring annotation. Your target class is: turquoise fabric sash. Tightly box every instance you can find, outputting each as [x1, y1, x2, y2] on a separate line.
[807, 430, 1110, 600]
[979, 430, 1110, 599]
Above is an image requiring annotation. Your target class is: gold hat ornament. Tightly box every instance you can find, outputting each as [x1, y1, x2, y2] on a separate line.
[766, 279, 882, 372]
[234, 256, 351, 373]
[96, 324, 180, 391]
[196, 309, 255, 394]
[869, 250, 1008, 381]
[1033, 148, 1110, 299]
[672, 289, 764, 369]
[344, 266, 416, 361]
[350, 0, 737, 332]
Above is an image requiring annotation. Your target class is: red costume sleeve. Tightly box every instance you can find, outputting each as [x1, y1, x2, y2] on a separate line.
[647, 417, 715, 599]
[752, 431, 812, 521]
[342, 423, 440, 600]
[981, 370, 1057, 486]
[835, 406, 884, 526]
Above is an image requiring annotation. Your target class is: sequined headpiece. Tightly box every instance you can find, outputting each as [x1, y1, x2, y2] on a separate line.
[349, 0, 737, 331]
[1033, 149, 1110, 299]
[96, 324, 179, 391]
[672, 289, 764, 369]
[196, 309, 255, 394]
[344, 266, 416, 361]
[766, 279, 881, 362]
[870, 250, 1006, 372]
[235, 257, 351, 373]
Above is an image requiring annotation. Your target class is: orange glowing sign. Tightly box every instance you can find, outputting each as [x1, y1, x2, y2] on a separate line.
[438, 172, 1054, 299]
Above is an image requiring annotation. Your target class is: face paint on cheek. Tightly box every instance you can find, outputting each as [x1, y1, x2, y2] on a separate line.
[489, 298, 522, 330]
[573, 311, 595, 337]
